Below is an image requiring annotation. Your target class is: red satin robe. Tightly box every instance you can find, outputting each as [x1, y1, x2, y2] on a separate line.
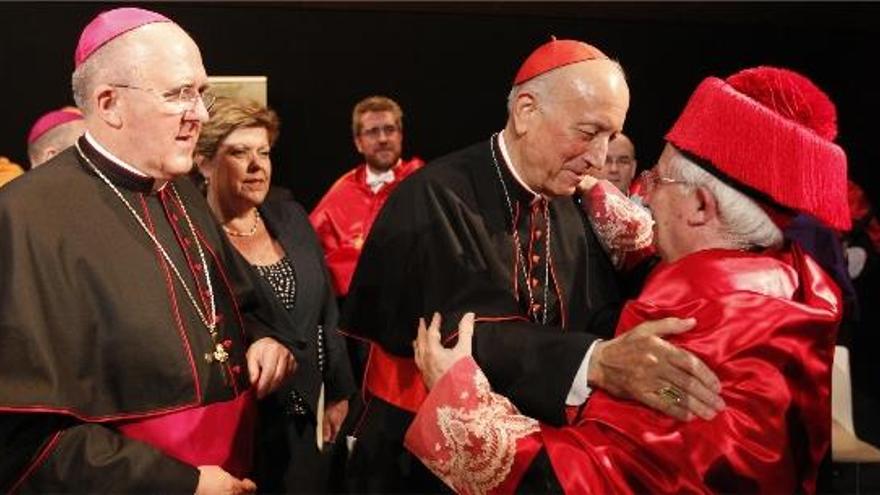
[310, 157, 424, 296]
[406, 245, 840, 494]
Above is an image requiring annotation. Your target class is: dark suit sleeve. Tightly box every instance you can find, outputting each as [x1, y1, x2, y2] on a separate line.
[1, 414, 198, 493]
[322, 286, 357, 403]
[315, 240, 356, 402]
[272, 198, 356, 405]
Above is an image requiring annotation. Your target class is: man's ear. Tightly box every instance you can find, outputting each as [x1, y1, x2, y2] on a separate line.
[510, 92, 540, 136]
[94, 85, 123, 128]
[688, 185, 719, 226]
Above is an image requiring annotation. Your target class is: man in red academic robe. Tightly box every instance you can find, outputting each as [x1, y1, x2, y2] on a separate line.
[310, 95, 424, 298]
[407, 66, 850, 494]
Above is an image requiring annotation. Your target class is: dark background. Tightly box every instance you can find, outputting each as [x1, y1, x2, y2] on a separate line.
[1, 2, 878, 211]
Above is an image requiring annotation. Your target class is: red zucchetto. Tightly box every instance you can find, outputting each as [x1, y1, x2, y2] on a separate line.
[513, 36, 608, 85]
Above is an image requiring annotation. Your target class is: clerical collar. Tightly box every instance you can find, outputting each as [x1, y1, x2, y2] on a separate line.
[80, 132, 156, 193]
[498, 129, 541, 203]
[365, 160, 398, 193]
[497, 130, 542, 205]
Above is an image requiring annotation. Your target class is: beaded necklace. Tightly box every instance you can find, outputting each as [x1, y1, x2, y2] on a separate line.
[223, 209, 261, 237]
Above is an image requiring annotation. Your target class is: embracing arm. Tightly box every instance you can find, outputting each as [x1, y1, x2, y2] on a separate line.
[577, 178, 655, 269]
[408, 314, 734, 495]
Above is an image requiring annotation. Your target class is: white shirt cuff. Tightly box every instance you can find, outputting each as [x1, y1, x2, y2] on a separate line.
[565, 339, 601, 406]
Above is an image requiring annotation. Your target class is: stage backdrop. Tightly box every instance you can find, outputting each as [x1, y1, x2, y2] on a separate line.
[1, 2, 877, 210]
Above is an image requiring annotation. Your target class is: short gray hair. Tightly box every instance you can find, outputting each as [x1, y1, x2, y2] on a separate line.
[667, 150, 783, 250]
[71, 34, 141, 113]
[507, 72, 552, 114]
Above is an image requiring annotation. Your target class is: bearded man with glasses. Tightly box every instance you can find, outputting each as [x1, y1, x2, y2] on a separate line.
[311, 95, 424, 301]
[0, 8, 297, 494]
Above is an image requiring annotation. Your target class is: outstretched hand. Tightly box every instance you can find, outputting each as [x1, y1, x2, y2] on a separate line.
[588, 317, 725, 421]
[413, 312, 475, 389]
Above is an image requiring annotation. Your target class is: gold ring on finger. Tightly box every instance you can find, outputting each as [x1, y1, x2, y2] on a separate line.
[657, 385, 684, 406]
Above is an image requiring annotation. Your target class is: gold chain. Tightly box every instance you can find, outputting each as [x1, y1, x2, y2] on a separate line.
[75, 142, 226, 363]
[489, 134, 551, 324]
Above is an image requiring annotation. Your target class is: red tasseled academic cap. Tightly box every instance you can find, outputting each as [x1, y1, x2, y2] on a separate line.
[75, 7, 172, 68]
[513, 36, 608, 85]
[666, 66, 850, 231]
[27, 107, 83, 145]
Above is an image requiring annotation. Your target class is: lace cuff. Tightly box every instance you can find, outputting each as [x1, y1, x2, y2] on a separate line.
[581, 180, 654, 267]
[404, 357, 540, 494]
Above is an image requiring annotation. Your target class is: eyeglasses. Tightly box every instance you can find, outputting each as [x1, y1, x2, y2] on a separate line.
[110, 83, 216, 113]
[639, 169, 690, 192]
[360, 124, 399, 140]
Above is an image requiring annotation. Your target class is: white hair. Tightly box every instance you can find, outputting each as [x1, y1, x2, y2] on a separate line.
[507, 72, 551, 114]
[71, 30, 144, 114]
[667, 150, 783, 250]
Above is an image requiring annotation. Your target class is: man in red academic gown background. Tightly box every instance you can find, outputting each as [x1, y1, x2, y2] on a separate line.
[310, 95, 424, 299]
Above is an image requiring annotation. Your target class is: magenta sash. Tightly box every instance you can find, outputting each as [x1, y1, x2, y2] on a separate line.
[117, 391, 255, 478]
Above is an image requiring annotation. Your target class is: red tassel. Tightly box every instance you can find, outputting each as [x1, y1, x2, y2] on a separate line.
[727, 66, 838, 141]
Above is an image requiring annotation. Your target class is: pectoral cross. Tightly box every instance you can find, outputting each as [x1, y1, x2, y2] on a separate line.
[204, 343, 229, 364]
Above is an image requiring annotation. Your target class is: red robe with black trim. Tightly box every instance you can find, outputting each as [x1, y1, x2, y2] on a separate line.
[406, 245, 840, 494]
[310, 157, 424, 296]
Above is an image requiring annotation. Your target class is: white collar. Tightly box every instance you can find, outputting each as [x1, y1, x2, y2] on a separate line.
[84, 131, 150, 178]
[497, 130, 541, 202]
[365, 161, 398, 192]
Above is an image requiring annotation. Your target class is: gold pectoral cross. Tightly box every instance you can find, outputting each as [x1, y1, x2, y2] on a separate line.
[204, 343, 229, 364]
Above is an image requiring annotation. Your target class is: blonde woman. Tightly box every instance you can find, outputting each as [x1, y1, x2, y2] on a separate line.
[195, 97, 354, 492]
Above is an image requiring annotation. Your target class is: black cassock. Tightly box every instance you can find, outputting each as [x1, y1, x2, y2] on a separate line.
[341, 135, 621, 492]
[0, 137, 303, 493]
